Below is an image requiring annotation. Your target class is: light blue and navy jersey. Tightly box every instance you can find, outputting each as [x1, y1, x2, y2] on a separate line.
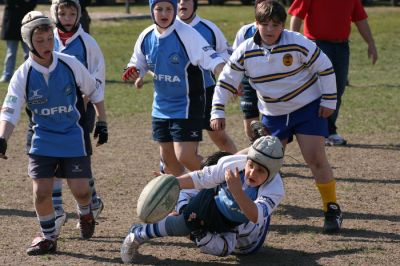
[232, 23, 257, 50]
[127, 19, 224, 119]
[55, 35, 87, 67]
[0, 52, 103, 157]
[180, 15, 231, 89]
[190, 154, 285, 225]
[215, 170, 259, 223]
[187, 154, 284, 256]
[54, 26, 106, 98]
[233, 23, 257, 84]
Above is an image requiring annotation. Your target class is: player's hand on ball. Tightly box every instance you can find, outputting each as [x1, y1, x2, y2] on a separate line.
[94, 121, 108, 146]
[122, 66, 140, 82]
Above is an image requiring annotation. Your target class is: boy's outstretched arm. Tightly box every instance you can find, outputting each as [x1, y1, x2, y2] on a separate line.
[176, 173, 195, 190]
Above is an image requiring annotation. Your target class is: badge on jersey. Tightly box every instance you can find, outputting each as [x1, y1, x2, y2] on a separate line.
[169, 53, 180, 64]
[5, 95, 18, 104]
[283, 53, 293, 66]
[28, 89, 47, 105]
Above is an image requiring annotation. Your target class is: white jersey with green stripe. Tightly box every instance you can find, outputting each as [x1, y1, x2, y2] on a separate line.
[211, 29, 337, 118]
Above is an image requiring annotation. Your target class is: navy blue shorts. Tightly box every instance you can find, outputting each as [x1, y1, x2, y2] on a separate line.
[261, 98, 328, 141]
[152, 117, 203, 142]
[28, 154, 92, 179]
[203, 85, 214, 131]
[240, 81, 260, 119]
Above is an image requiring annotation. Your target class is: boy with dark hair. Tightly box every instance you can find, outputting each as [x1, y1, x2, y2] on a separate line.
[211, 0, 343, 233]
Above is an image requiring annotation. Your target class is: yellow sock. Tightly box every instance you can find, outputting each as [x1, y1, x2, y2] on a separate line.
[316, 180, 337, 212]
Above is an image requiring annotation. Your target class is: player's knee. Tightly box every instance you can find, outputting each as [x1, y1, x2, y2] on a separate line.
[176, 151, 195, 165]
[73, 188, 91, 202]
[308, 158, 330, 171]
[34, 190, 51, 205]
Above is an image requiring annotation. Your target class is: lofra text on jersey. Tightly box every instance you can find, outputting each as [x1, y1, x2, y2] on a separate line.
[153, 73, 181, 83]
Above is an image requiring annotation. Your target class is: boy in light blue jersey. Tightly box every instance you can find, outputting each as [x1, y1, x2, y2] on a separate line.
[122, 0, 225, 176]
[0, 11, 108, 255]
[49, 0, 106, 235]
[177, 0, 237, 154]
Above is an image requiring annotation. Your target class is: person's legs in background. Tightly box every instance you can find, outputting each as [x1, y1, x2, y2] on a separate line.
[316, 41, 349, 146]
[1, 40, 19, 82]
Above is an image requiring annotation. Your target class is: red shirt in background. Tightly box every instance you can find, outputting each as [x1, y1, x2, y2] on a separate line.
[288, 0, 368, 42]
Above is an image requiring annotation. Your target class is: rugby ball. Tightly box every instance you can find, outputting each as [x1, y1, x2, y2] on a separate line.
[137, 174, 180, 223]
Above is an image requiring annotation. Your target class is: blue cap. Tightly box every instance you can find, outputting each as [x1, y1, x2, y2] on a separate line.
[149, 0, 177, 25]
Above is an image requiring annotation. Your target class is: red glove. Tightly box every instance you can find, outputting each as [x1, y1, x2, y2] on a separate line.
[122, 66, 139, 81]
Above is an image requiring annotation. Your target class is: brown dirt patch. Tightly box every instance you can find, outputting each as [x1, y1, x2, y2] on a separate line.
[1, 114, 399, 265]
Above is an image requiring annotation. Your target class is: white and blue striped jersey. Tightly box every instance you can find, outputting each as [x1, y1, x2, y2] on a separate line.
[184, 154, 284, 256]
[54, 25, 105, 99]
[178, 15, 231, 88]
[211, 30, 337, 118]
[127, 19, 225, 119]
[0, 52, 102, 157]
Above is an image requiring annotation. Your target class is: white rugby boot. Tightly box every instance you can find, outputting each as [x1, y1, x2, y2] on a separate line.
[54, 208, 67, 237]
[121, 224, 145, 264]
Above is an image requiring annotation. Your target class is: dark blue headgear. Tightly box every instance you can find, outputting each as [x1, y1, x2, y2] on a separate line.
[149, 0, 178, 28]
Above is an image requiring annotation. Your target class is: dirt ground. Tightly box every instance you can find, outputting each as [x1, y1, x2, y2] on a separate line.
[1, 113, 399, 266]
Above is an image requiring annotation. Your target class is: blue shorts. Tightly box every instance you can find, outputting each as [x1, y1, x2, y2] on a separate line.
[28, 155, 92, 179]
[240, 81, 259, 119]
[152, 117, 203, 142]
[261, 98, 328, 141]
[203, 85, 214, 131]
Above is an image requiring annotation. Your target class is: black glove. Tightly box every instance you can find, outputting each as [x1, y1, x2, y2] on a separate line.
[94, 121, 108, 145]
[0, 137, 7, 156]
